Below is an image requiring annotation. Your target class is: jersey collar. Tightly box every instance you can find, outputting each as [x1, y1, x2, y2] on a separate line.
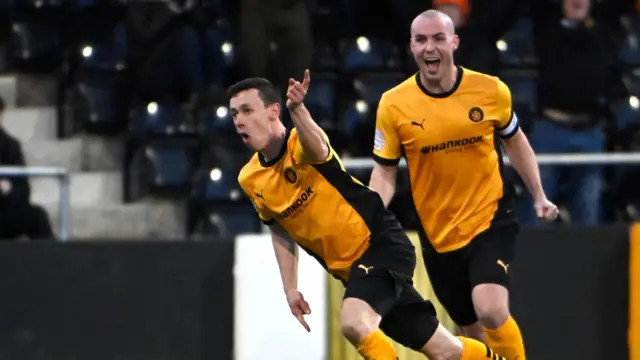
[415, 66, 464, 99]
[258, 129, 290, 167]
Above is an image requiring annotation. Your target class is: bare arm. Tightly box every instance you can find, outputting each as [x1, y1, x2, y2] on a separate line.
[501, 128, 545, 201]
[287, 70, 329, 163]
[369, 163, 399, 207]
[270, 222, 299, 295]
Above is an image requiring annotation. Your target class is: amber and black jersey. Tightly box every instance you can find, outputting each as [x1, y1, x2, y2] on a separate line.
[239, 129, 399, 280]
[373, 67, 519, 253]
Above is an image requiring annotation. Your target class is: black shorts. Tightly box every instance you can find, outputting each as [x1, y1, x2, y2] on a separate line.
[420, 220, 519, 326]
[342, 211, 439, 350]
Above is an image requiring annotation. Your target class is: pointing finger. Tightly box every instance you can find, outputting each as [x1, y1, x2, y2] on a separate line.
[302, 69, 310, 89]
[296, 314, 310, 332]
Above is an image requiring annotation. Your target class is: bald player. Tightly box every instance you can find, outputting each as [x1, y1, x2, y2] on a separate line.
[233, 72, 512, 360]
[369, 10, 559, 360]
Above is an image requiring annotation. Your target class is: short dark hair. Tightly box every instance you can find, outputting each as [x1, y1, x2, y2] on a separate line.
[227, 77, 282, 106]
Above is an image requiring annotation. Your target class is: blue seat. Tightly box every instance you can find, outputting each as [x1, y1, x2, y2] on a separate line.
[10, 22, 61, 70]
[144, 143, 195, 187]
[312, 43, 338, 70]
[498, 18, 535, 66]
[353, 73, 404, 104]
[203, 19, 234, 87]
[198, 105, 234, 136]
[618, 14, 640, 66]
[192, 208, 260, 239]
[625, 73, 640, 95]
[306, 74, 337, 122]
[73, 80, 123, 129]
[77, 23, 127, 72]
[501, 72, 537, 109]
[75, 0, 122, 8]
[197, 167, 242, 202]
[341, 38, 402, 71]
[342, 100, 370, 138]
[130, 104, 190, 136]
[12, 0, 62, 8]
[612, 99, 640, 132]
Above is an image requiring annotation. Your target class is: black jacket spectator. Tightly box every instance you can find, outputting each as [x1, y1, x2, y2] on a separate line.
[0, 128, 30, 205]
[0, 100, 54, 240]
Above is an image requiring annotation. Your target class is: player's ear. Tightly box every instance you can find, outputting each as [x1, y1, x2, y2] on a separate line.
[270, 102, 281, 121]
[452, 34, 460, 51]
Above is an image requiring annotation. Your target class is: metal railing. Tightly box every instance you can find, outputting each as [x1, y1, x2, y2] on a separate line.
[342, 152, 640, 169]
[0, 166, 70, 242]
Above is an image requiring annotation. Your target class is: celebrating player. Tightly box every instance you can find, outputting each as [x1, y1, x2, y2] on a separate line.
[368, 10, 558, 360]
[232, 71, 510, 360]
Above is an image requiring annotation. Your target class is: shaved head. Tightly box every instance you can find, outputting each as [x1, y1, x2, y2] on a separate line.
[409, 9, 460, 92]
[412, 10, 456, 36]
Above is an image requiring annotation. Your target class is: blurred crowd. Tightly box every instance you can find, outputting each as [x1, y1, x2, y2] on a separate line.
[0, 0, 640, 240]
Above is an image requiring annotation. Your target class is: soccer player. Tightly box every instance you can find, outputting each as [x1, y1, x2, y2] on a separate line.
[232, 72, 510, 360]
[368, 10, 559, 360]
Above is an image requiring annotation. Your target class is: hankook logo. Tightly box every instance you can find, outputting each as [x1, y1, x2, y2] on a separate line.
[281, 187, 314, 218]
[420, 135, 483, 154]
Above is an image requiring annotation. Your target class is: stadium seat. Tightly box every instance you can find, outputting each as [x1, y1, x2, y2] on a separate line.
[128, 140, 197, 199]
[353, 73, 405, 104]
[203, 19, 234, 88]
[341, 100, 376, 157]
[192, 166, 242, 203]
[130, 103, 194, 136]
[340, 37, 402, 71]
[77, 22, 127, 73]
[311, 42, 338, 71]
[500, 71, 537, 109]
[305, 73, 337, 124]
[189, 207, 260, 240]
[71, 77, 126, 134]
[498, 18, 536, 66]
[619, 13, 640, 66]
[612, 98, 640, 131]
[342, 100, 370, 138]
[198, 104, 235, 136]
[10, 22, 61, 71]
[75, 0, 122, 8]
[11, 0, 62, 9]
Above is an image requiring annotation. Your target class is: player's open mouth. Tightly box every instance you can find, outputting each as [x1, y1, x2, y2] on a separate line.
[424, 58, 440, 72]
[239, 132, 250, 143]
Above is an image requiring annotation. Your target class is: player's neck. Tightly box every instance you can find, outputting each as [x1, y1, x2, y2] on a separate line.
[420, 65, 458, 94]
[260, 125, 287, 163]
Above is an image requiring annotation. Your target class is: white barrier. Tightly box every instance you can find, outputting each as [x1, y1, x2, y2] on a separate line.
[342, 152, 640, 169]
[234, 234, 328, 360]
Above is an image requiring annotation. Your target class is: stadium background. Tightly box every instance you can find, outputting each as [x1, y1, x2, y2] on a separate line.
[0, 0, 639, 359]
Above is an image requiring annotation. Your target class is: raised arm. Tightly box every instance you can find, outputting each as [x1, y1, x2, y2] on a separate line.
[286, 70, 329, 163]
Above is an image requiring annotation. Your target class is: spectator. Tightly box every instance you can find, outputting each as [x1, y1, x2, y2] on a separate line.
[0, 98, 54, 240]
[519, 0, 627, 226]
[237, 0, 312, 92]
[126, 0, 205, 107]
[434, 0, 521, 75]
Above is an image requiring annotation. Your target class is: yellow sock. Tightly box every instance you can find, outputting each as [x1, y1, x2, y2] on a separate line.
[483, 316, 526, 360]
[355, 329, 398, 360]
[458, 336, 506, 360]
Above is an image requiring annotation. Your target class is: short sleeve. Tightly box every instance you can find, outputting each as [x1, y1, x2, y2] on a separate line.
[372, 96, 402, 165]
[238, 174, 275, 225]
[494, 80, 520, 139]
[292, 128, 334, 166]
